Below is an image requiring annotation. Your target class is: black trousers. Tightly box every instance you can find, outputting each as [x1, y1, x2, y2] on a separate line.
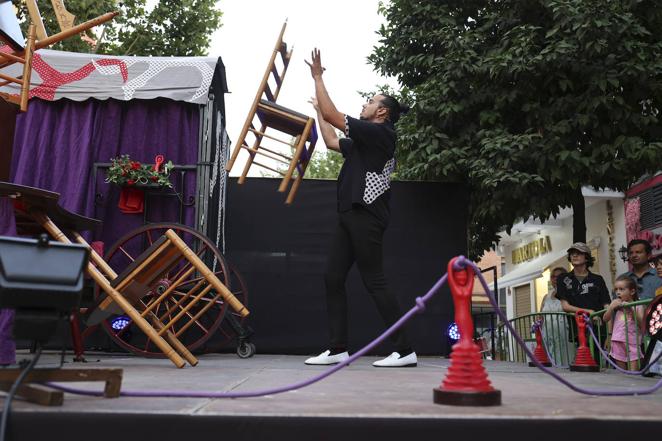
[324, 206, 410, 353]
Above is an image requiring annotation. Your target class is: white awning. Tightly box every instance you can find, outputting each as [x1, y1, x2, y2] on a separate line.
[0, 48, 218, 104]
[494, 251, 566, 290]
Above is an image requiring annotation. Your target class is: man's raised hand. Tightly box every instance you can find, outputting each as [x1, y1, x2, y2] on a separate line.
[305, 48, 325, 78]
[308, 97, 320, 111]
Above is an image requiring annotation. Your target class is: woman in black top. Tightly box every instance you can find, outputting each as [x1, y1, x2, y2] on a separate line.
[303, 49, 416, 368]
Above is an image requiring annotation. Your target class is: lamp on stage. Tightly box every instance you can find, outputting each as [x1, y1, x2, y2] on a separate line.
[447, 321, 460, 347]
[0, 234, 121, 411]
[0, 234, 89, 344]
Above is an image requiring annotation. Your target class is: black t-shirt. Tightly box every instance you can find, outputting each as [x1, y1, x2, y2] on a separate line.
[555, 271, 611, 312]
[337, 115, 396, 225]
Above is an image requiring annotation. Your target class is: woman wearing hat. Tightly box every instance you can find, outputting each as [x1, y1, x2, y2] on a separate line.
[555, 242, 611, 361]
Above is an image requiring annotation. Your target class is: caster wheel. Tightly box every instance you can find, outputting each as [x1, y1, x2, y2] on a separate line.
[237, 342, 256, 358]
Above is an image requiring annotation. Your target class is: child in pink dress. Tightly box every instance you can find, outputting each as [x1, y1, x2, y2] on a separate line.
[604, 275, 645, 370]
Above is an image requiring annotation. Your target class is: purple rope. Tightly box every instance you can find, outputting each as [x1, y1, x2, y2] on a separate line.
[46, 274, 449, 398]
[46, 256, 662, 399]
[461, 256, 662, 396]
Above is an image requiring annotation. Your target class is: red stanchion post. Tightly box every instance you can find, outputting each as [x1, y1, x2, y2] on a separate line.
[569, 310, 600, 372]
[528, 319, 552, 367]
[433, 257, 501, 406]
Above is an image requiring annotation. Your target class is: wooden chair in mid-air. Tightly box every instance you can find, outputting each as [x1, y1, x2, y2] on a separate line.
[0, 181, 249, 369]
[0, 0, 117, 112]
[225, 22, 318, 205]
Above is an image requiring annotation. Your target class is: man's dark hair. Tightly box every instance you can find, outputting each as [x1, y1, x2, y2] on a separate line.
[567, 251, 595, 268]
[627, 239, 652, 255]
[379, 94, 409, 124]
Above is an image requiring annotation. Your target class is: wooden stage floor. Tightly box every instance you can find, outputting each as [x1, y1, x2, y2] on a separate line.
[3, 351, 662, 440]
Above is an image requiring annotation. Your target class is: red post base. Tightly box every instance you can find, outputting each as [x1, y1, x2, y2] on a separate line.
[570, 342, 600, 371]
[528, 361, 552, 367]
[434, 341, 502, 406]
[435, 258, 502, 406]
[570, 364, 600, 372]
[529, 322, 552, 367]
[433, 387, 501, 406]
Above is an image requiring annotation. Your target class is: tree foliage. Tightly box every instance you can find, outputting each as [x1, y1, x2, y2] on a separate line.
[370, 0, 662, 258]
[304, 149, 344, 180]
[13, 0, 221, 56]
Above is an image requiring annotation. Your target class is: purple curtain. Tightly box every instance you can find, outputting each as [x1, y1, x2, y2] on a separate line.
[0, 97, 201, 363]
[8, 97, 200, 245]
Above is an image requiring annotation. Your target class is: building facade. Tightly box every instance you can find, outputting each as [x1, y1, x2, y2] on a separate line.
[624, 174, 662, 253]
[497, 188, 629, 319]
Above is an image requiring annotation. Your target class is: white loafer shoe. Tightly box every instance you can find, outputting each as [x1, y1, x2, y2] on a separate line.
[373, 351, 417, 367]
[305, 350, 350, 365]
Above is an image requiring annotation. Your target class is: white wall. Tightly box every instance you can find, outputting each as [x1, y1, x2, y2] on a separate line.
[585, 199, 627, 290]
[506, 283, 515, 319]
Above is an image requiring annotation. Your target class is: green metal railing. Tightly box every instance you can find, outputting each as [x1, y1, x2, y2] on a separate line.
[496, 298, 652, 369]
[496, 312, 576, 365]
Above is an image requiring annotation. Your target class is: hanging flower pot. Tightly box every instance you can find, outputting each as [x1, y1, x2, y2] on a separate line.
[105, 154, 174, 214]
[118, 186, 145, 214]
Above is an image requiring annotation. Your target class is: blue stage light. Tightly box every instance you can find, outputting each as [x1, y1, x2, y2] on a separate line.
[447, 322, 460, 342]
[111, 315, 131, 331]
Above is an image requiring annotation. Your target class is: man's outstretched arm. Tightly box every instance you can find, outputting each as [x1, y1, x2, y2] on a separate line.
[310, 98, 339, 152]
[306, 48, 345, 131]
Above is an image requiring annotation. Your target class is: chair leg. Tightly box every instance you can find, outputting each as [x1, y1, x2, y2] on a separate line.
[164, 229, 249, 317]
[148, 313, 199, 367]
[285, 144, 314, 205]
[238, 124, 267, 185]
[19, 24, 36, 112]
[279, 119, 313, 193]
[227, 116, 254, 173]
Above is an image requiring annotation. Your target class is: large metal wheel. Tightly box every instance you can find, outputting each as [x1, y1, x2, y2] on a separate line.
[100, 223, 231, 357]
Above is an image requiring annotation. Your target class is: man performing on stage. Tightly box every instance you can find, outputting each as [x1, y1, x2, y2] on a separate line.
[304, 49, 416, 368]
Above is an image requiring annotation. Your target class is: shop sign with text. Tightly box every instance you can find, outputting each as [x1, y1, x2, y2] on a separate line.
[512, 236, 552, 264]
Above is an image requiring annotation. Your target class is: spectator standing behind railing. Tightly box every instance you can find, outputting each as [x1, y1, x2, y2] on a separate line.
[619, 239, 662, 300]
[540, 267, 572, 365]
[619, 240, 661, 376]
[556, 242, 611, 361]
[603, 275, 645, 371]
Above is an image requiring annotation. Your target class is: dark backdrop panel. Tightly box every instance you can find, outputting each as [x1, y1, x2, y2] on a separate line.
[225, 178, 468, 356]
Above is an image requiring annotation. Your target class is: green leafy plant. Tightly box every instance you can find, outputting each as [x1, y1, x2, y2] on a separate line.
[12, 0, 222, 56]
[105, 154, 173, 187]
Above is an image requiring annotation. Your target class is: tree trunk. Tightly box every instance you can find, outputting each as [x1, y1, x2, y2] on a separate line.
[571, 187, 587, 243]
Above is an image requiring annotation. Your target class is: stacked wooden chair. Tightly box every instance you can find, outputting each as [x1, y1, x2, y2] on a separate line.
[225, 22, 318, 205]
[0, 0, 36, 111]
[0, 181, 249, 369]
[0, 0, 116, 112]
